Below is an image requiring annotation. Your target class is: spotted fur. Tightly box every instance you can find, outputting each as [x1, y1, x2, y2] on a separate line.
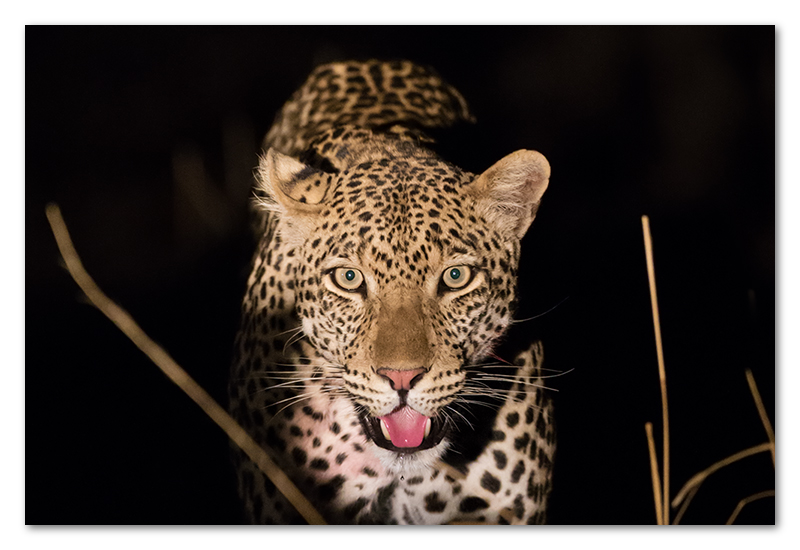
[229, 60, 555, 524]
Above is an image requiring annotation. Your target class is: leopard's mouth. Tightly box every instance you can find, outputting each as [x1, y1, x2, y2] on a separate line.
[358, 406, 449, 453]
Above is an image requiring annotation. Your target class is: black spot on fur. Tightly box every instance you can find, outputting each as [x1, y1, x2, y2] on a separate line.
[527, 511, 544, 525]
[525, 406, 535, 425]
[343, 497, 369, 521]
[493, 450, 508, 470]
[480, 471, 502, 494]
[506, 412, 520, 428]
[536, 413, 548, 438]
[527, 470, 544, 502]
[510, 460, 526, 483]
[317, 474, 345, 502]
[291, 447, 307, 466]
[424, 492, 447, 513]
[265, 427, 286, 452]
[459, 496, 489, 513]
[360, 481, 399, 524]
[513, 494, 525, 519]
[263, 474, 277, 498]
[514, 432, 530, 452]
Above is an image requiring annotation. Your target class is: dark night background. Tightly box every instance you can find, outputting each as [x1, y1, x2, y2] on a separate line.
[25, 26, 775, 525]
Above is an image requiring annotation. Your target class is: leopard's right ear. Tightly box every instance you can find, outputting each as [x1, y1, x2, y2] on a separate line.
[255, 148, 332, 216]
[466, 149, 551, 239]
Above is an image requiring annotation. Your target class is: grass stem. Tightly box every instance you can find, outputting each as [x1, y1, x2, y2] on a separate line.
[642, 215, 670, 525]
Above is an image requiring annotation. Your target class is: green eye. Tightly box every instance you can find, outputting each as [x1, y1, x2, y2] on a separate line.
[442, 265, 471, 290]
[332, 267, 364, 291]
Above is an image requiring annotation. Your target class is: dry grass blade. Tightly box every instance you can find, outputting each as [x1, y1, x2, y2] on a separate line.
[642, 215, 670, 525]
[671, 442, 773, 509]
[436, 460, 467, 481]
[45, 203, 327, 526]
[640, 218, 773, 526]
[645, 422, 664, 525]
[745, 369, 775, 466]
[671, 485, 699, 525]
[725, 490, 775, 525]
[669, 368, 775, 523]
[498, 507, 516, 523]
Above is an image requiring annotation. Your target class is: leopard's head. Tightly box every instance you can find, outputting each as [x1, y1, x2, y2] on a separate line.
[257, 139, 550, 472]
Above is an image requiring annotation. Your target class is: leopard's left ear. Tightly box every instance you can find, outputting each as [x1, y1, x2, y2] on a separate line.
[256, 148, 332, 215]
[467, 150, 551, 239]
[255, 148, 333, 244]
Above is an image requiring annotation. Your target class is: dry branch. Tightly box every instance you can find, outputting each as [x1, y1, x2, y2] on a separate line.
[745, 369, 775, 466]
[45, 203, 327, 526]
[726, 490, 775, 525]
[671, 442, 773, 510]
[671, 485, 699, 525]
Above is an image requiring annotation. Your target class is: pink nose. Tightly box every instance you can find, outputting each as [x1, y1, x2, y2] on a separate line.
[376, 367, 426, 391]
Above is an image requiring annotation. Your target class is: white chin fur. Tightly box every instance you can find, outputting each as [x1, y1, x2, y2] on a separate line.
[371, 440, 449, 475]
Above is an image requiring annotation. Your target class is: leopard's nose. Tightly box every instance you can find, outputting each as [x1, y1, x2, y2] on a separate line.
[376, 367, 426, 391]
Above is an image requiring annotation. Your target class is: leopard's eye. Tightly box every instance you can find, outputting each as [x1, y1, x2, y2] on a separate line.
[441, 265, 472, 290]
[332, 267, 364, 292]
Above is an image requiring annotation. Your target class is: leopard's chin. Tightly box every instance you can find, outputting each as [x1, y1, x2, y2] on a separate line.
[370, 439, 450, 475]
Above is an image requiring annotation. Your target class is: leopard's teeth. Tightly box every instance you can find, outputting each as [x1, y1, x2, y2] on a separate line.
[424, 418, 432, 438]
[380, 419, 391, 442]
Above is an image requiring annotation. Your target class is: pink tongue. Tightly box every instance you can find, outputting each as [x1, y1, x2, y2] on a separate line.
[379, 406, 429, 448]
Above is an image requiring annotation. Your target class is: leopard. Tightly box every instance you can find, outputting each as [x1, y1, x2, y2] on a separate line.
[228, 59, 555, 525]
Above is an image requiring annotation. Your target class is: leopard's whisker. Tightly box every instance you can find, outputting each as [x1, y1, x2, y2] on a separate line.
[468, 365, 572, 377]
[265, 389, 324, 409]
[442, 406, 475, 430]
[466, 376, 558, 392]
[460, 386, 549, 401]
[283, 330, 309, 353]
[451, 396, 505, 410]
[509, 296, 570, 324]
[264, 397, 314, 426]
[248, 378, 339, 393]
[273, 325, 306, 338]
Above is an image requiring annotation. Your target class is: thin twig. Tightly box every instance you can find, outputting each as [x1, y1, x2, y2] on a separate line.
[45, 203, 326, 526]
[670, 370, 775, 523]
[642, 215, 670, 525]
[436, 460, 467, 481]
[671, 442, 773, 509]
[671, 484, 699, 525]
[726, 490, 775, 525]
[498, 508, 516, 524]
[645, 422, 664, 525]
[745, 369, 775, 467]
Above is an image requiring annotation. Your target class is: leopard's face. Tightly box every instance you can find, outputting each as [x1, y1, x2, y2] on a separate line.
[291, 161, 521, 465]
[260, 144, 549, 471]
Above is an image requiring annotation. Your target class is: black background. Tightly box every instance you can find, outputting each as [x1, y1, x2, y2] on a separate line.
[25, 26, 775, 525]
